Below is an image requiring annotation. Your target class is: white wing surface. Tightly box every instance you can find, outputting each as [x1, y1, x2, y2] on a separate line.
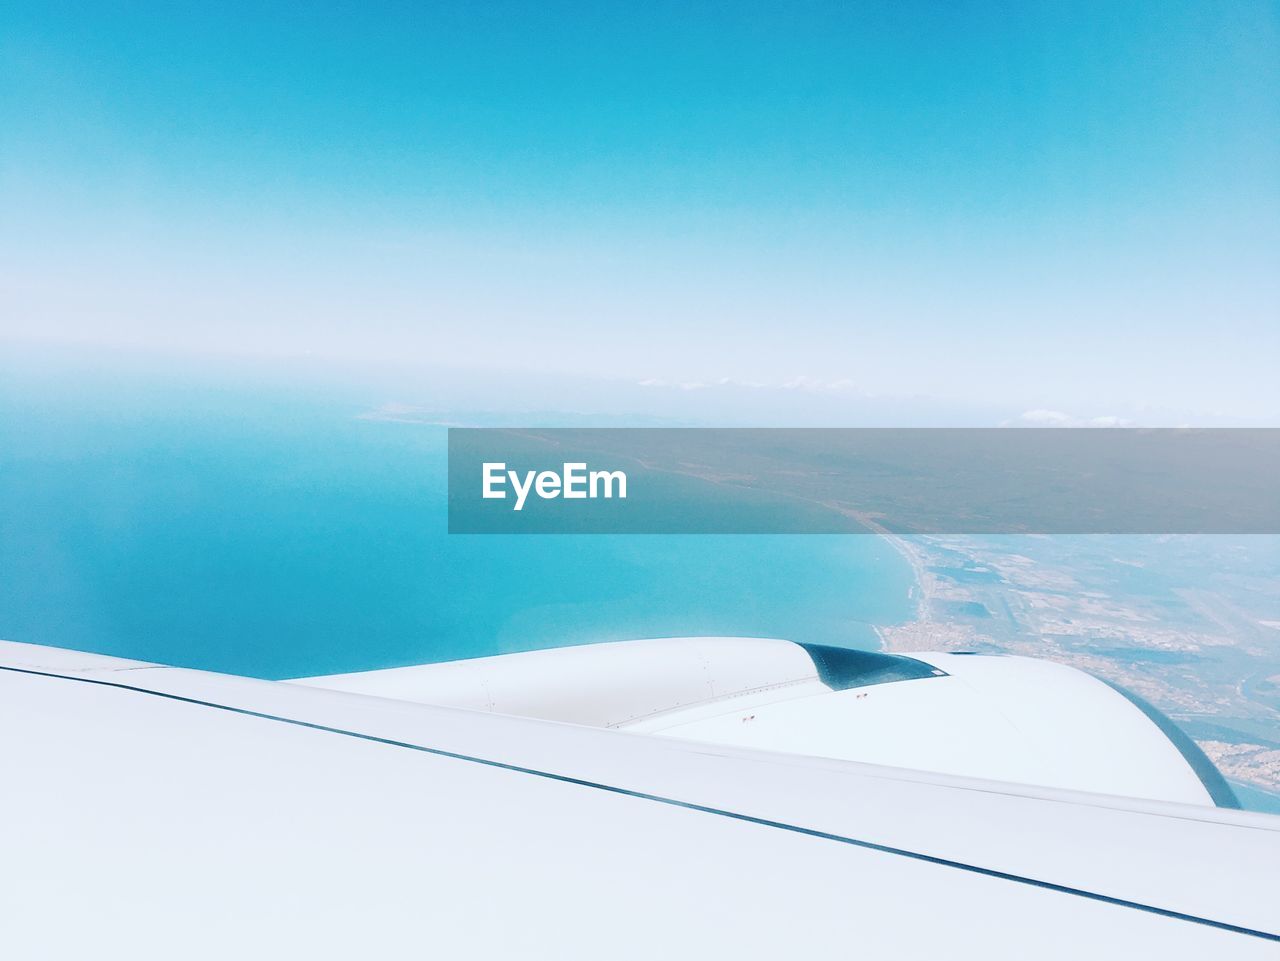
[3, 637, 1277, 959]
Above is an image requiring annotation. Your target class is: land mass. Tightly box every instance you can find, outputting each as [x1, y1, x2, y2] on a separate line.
[875, 534, 1280, 796]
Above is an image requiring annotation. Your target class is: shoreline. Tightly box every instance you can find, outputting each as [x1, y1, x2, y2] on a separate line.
[821, 505, 934, 652]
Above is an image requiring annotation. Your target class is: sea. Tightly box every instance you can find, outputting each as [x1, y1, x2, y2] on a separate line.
[0, 377, 914, 679]
[4, 368, 1276, 813]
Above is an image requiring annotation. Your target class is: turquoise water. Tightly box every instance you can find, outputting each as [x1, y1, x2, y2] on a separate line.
[6, 377, 1280, 815]
[0, 384, 915, 678]
[1231, 781, 1280, 815]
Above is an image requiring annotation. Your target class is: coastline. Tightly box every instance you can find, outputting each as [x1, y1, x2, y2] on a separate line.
[821, 505, 940, 654]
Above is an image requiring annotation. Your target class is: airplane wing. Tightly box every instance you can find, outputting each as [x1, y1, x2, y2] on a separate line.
[2, 637, 1277, 959]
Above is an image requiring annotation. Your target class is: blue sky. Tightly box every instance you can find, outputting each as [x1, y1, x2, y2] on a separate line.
[2, 2, 1277, 421]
